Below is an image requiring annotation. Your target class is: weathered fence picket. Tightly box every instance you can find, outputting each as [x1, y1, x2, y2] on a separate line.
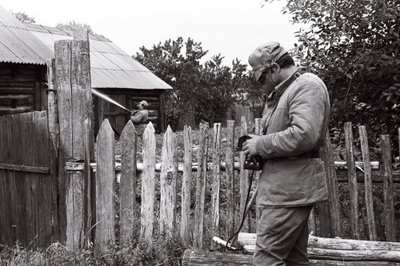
[211, 123, 221, 249]
[119, 121, 137, 244]
[239, 117, 249, 232]
[193, 122, 209, 248]
[180, 125, 193, 243]
[225, 120, 235, 238]
[344, 122, 359, 239]
[95, 119, 115, 254]
[140, 122, 156, 248]
[359, 125, 377, 241]
[160, 126, 177, 237]
[321, 132, 341, 237]
[381, 134, 395, 241]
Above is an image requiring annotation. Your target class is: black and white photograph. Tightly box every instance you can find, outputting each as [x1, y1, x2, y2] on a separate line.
[0, 0, 399, 265]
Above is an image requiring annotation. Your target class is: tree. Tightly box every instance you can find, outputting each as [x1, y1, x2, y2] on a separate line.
[265, 0, 400, 147]
[11, 11, 35, 24]
[135, 37, 250, 129]
[135, 37, 206, 128]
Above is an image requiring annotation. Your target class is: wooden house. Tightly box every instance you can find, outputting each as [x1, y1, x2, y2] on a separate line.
[0, 5, 172, 133]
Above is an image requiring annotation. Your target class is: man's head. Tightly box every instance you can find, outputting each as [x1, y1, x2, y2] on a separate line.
[138, 100, 149, 109]
[248, 41, 288, 82]
[248, 42, 296, 93]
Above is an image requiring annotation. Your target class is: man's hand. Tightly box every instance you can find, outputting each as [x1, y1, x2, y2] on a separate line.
[243, 134, 261, 157]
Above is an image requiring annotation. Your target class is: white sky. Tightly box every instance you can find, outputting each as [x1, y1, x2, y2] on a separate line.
[1, 0, 301, 67]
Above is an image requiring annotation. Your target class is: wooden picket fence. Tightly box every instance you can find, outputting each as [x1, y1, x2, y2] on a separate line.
[91, 117, 400, 253]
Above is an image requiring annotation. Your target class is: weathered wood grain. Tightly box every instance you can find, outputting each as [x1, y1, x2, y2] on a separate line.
[55, 38, 94, 250]
[225, 120, 235, 238]
[119, 121, 137, 244]
[95, 119, 115, 254]
[239, 117, 249, 232]
[180, 125, 193, 243]
[381, 134, 395, 241]
[160, 126, 177, 237]
[140, 122, 156, 248]
[358, 125, 377, 241]
[344, 122, 359, 239]
[194, 122, 209, 248]
[210, 123, 221, 249]
[321, 132, 341, 237]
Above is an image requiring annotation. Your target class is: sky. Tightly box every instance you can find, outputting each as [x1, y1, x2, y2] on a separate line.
[1, 0, 301, 67]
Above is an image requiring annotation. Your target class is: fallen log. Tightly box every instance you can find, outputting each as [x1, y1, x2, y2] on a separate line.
[182, 250, 400, 266]
[238, 233, 400, 251]
[237, 233, 400, 262]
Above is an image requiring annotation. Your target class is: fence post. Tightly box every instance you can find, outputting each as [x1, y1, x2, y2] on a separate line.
[46, 58, 60, 243]
[140, 122, 156, 248]
[239, 117, 249, 232]
[225, 120, 235, 238]
[119, 121, 137, 244]
[194, 122, 209, 248]
[54, 38, 94, 250]
[95, 119, 115, 254]
[211, 123, 221, 249]
[254, 118, 262, 223]
[160, 126, 177, 237]
[358, 125, 377, 241]
[321, 132, 341, 237]
[344, 122, 359, 239]
[381, 134, 395, 241]
[181, 125, 193, 243]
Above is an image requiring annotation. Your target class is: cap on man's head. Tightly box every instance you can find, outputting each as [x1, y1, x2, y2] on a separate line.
[248, 41, 288, 81]
[139, 100, 149, 107]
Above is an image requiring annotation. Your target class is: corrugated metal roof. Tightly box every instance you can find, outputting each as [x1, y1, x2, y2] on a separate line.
[26, 24, 172, 90]
[0, 6, 53, 64]
[0, 4, 171, 90]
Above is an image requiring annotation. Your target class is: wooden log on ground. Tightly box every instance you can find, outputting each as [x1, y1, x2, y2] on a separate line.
[237, 233, 400, 262]
[238, 232, 400, 251]
[182, 250, 400, 266]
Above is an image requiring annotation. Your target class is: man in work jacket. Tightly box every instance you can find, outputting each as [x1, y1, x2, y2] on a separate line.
[242, 41, 330, 266]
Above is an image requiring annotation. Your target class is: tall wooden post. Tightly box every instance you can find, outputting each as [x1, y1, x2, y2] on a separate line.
[54, 35, 94, 250]
[46, 58, 61, 243]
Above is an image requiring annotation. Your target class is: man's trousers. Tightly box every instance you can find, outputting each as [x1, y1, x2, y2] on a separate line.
[253, 205, 313, 266]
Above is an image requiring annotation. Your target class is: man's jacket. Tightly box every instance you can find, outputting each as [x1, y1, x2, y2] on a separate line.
[256, 72, 330, 207]
[130, 110, 149, 124]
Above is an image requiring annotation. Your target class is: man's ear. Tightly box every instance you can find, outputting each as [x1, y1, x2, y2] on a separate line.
[271, 63, 280, 73]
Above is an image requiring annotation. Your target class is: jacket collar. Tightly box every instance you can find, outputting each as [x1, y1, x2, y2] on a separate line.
[269, 67, 300, 100]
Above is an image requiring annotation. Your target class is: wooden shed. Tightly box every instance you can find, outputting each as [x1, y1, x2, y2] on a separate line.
[0, 5, 172, 133]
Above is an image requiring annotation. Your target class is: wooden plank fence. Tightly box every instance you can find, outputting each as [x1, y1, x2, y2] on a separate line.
[0, 111, 57, 248]
[88, 117, 400, 253]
